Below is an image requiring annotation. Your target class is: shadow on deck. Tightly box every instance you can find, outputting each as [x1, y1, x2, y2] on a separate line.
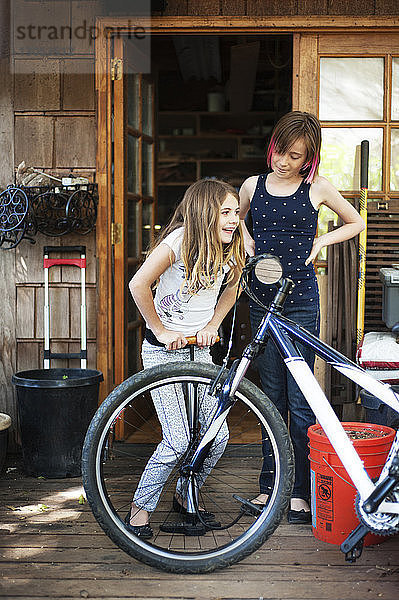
[0, 453, 398, 600]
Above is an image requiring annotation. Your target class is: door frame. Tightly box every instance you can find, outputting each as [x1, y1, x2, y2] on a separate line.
[95, 15, 399, 398]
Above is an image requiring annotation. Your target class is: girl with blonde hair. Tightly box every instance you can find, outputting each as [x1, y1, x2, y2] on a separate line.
[127, 178, 245, 537]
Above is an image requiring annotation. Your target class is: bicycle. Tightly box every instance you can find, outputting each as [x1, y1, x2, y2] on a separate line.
[82, 254, 399, 574]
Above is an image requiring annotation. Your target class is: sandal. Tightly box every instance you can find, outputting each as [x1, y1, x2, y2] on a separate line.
[124, 510, 153, 539]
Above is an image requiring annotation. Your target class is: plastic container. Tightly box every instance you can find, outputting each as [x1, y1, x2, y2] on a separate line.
[379, 268, 399, 328]
[12, 368, 103, 478]
[0, 413, 11, 474]
[308, 422, 396, 546]
[360, 387, 399, 429]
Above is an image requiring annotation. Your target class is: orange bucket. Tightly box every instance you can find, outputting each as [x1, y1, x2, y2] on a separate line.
[308, 422, 395, 546]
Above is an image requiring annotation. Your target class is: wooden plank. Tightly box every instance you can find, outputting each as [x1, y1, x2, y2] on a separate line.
[297, 34, 318, 114]
[14, 59, 60, 111]
[1, 576, 398, 599]
[54, 116, 96, 168]
[0, 461, 398, 600]
[61, 58, 95, 111]
[113, 36, 128, 389]
[375, 0, 399, 14]
[16, 342, 40, 372]
[292, 34, 300, 110]
[14, 116, 53, 168]
[0, 546, 398, 567]
[319, 32, 399, 53]
[16, 235, 59, 285]
[34, 287, 44, 339]
[70, 1, 98, 55]
[12, 0, 70, 56]
[35, 287, 69, 339]
[247, 0, 297, 15]
[298, 1, 328, 14]
[187, 0, 220, 15]
[0, 54, 17, 448]
[1, 560, 399, 581]
[16, 287, 35, 339]
[328, 0, 374, 14]
[50, 288, 70, 338]
[96, 15, 399, 33]
[95, 26, 112, 395]
[70, 286, 96, 339]
[163, 0, 188, 15]
[221, 0, 246, 15]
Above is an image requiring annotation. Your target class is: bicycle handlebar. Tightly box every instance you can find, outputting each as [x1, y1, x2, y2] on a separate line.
[185, 335, 220, 345]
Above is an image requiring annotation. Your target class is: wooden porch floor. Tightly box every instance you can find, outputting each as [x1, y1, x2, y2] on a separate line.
[1, 455, 399, 600]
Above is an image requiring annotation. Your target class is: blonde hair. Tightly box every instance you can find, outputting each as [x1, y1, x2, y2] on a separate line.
[155, 179, 245, 294]
[266, 111, 321, 183]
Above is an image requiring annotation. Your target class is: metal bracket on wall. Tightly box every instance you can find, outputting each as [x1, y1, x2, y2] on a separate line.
[111, 58, 123, 81]
[111, 222, 122, 245]
[0, 184, 98, 250]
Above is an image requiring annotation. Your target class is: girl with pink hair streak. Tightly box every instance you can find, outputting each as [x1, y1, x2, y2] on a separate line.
[239, 111, 365, 523]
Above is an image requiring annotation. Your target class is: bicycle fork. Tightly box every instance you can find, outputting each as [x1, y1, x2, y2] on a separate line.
[180, 356, 250, 478]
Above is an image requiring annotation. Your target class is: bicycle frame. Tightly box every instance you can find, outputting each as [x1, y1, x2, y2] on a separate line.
[189, 306, 399, 516]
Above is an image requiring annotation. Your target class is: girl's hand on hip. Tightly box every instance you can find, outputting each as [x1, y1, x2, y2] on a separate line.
[157, 330, 188, 351]
[196, 327, 219, 347]
[305, 237, 324, 266]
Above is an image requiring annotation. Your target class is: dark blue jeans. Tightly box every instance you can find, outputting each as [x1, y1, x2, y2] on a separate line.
[250, 303, 320, 501]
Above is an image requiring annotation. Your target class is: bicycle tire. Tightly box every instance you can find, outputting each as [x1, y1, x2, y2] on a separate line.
[82, 361, 294, 574]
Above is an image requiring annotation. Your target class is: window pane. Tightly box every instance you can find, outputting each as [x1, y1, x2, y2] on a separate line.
[390, 129, 399, 190]
[319, 128, 383, 191]
[142, 142, 153, 197]
[142, 201, 153, 252]
[392, 58, 399, 120]
[127, 74, 140, 129]
[127, 200, 139, 257]
[319, 58, 384, 121]
[127, 134, 140, 194]
[142, 78, 153, 136]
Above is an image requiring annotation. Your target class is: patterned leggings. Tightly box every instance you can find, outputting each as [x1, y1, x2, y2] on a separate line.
[133, 340, 229, 512]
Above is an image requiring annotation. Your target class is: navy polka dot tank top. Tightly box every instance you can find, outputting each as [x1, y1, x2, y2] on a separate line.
[250, 173, 319, 307]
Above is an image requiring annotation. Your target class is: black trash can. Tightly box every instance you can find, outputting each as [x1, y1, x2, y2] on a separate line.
[12, 368, 103, 478]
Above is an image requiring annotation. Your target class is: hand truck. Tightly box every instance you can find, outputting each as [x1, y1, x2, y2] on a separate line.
[43, 246, 87, 369]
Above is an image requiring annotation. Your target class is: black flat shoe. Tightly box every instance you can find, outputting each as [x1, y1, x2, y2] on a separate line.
[124, 511, 153, 539]
[172, 496, 215, 521]
[287, 509, 312, 524]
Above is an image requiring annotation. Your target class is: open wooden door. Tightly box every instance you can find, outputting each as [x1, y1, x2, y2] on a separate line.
[112, 36, 155, 437]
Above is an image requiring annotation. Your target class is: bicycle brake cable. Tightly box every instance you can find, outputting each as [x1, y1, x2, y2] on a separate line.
[209, 276, 241, 396]
[209, 264, 269, 396]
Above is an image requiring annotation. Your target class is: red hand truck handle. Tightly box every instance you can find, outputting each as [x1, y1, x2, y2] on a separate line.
[43, 246, 86, 268]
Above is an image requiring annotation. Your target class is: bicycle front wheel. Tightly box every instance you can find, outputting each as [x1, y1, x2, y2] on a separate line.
[82, 362, 294, 574]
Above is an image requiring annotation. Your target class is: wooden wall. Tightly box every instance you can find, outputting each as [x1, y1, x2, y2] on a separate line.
[2, 0, 399, 446]
[0, 0, 98, 447]
[160, 0, 399, 16]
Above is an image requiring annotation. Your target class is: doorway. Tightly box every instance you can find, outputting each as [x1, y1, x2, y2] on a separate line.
[130, 34, 292, 376]
[109, 32, 292, 440]
[153, 35, 292, 230]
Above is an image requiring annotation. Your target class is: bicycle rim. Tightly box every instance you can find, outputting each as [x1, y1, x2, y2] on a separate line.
[82, 362, 293, 573]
